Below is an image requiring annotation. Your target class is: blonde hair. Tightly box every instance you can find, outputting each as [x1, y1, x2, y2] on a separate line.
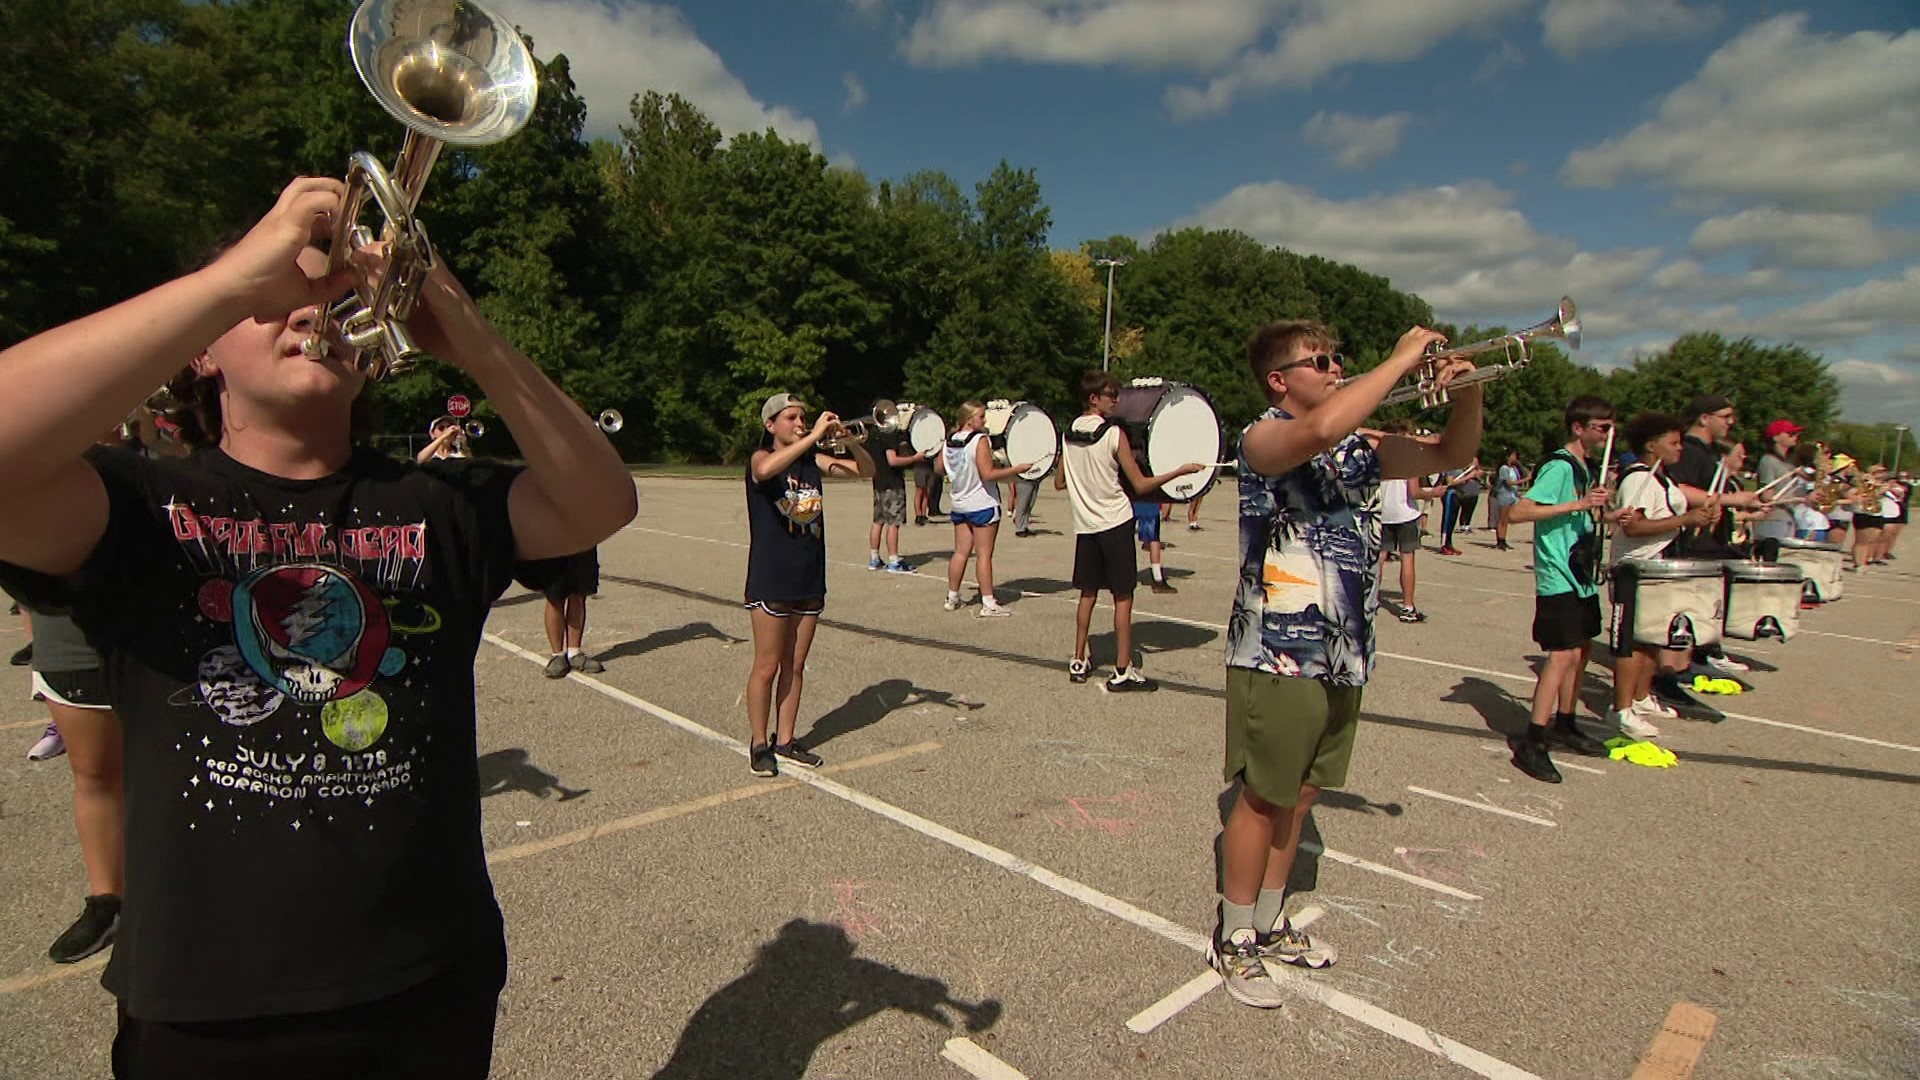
[956, 401, 986, 427]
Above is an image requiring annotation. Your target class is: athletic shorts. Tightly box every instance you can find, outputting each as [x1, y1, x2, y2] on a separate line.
[1224, 668, 1362, 808]
[1852, 514, 1884, 531]
[743, 597, 825, 618]
[516, 548, 599, 603]
[31, 669, 111, 710]
[1381, 521, 1421, 553]
[873, 488, 907, 526]
[1133, 501, 1162, 544]
[1533, 591, 1602, 651]
[951, 507, 1000, 528]
[1072, 521, 1137, 598]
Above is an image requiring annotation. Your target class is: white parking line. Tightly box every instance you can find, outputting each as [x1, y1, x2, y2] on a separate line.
[616, 525, 1920, 754]
[942, 1037, 1031, 1079]
[1125, 907, 1327, 1033]
[1407, 786, 1556, 827]
[1476, 744, 1606, 776]
[485, 634, 1541, 1080]
[1300, 842, 1483, 900]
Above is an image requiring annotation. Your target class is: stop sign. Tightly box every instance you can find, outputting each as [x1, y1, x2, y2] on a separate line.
[446, 394, 472, 418]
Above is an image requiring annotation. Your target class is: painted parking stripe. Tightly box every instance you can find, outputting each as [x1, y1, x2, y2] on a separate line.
[487, 636, 1541, 1080]
[942, 1037, 1031, 1080]
[1299, 842, 1483, 900]
[1124, 907, 1326, 1033]
[1407, 786, 1556, 827]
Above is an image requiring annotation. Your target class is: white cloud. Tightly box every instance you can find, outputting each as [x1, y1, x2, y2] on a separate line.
[1561, 15, 1920, 210]
[1165, 0, 1529, 119]
[1830, 358, 1917, 388]
[1830, 358, 1920, 426]
[1539, 0, 1719, 58]
[899, 0, 1284, 70]
[842, 72, 869, 113]
[1302, 111, 1411, 170]
[1647, 258, 1796, 302]
[1742, 265, 1920, 342]
[492, 0, 821, 146]
[1689, 208, 1920, 271]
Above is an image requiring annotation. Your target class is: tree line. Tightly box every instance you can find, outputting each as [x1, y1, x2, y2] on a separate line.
[6, 0, 1895, 470]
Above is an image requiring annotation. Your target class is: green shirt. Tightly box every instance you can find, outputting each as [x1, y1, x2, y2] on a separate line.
[1525, 454, 1597, 598]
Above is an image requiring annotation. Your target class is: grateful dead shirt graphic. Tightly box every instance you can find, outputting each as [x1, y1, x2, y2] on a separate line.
[776, 476, 824, 537]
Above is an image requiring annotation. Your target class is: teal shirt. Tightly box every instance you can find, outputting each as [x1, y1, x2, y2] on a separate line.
[1525, 456, 1597, 598]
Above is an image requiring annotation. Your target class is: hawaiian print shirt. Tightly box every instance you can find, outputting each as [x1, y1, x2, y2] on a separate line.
[1226, 407, 1383, 685]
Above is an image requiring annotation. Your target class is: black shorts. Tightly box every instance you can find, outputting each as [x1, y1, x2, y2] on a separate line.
[515, 548, 599, 603]
[1852, 514, 1884, 531]
[1533, 591, 1601, 651]
[1072, 521, 1137, 598]
[32, 669, 111, 709]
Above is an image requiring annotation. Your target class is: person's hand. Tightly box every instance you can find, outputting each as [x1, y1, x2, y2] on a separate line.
[1387, 326, 1449, 368]
[1179, 462, 1207, 476]
[1013, 462, 1034, 475]
[1432, 354, 1479, 394]
[812, 412, 841, 442]
[1607, 507, 1640, 525]
[202, 177, 357, 321]
[1582, 486, 1611, 510]
[1679, 506, 1714, 528]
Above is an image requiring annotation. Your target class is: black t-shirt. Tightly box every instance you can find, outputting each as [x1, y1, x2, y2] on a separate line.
[744, 453, 828, 602]
[0, 446, 521, 1022]
[1668, 433, 1735, 551]
[868, 429, 907, 493]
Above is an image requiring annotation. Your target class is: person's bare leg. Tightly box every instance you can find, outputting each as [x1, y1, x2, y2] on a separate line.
[49, 704, 123, 897]
[775, 615, 821, 745]
[564, 595, 587, 651]
[947, 524, 974, 595]
[542, 597, 565, 654]
[1075, 593, 1097, 662]
[746, 609, 792, 748]
[1114, 595, 1136, 671]
[1531, 648, 1579, 727]
[1558, 641, 1591, 715]
[885, 523, 901, 562]
[1258, 784, 1320, 895]
[1400, 550, 1417, 611]
[1221, 785, 1280, 906]
[975, 523, 1001, 602]
[1612, 651, 1645, 712]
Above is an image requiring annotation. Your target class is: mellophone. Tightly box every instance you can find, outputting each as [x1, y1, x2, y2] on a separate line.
[1610, 556, 1808, 648]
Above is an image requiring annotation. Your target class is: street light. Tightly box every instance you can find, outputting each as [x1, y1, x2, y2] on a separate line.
[1094, 256, 1129, 371]
[1895, 424, 1911, 473]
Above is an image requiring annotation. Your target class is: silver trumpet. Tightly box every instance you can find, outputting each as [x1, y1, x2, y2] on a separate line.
[1365, 297, 1581, 409]
[597, 409, 624, 435]
[302, 0, 539, 380]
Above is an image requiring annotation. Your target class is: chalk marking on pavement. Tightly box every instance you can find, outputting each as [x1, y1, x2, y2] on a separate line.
[1299, 842, 1483, 900]
[620, 525, 1919, 755]
[1629, 1001, 1717, 1080]
[485, 634, 1542, 1080]
[0, 952, 108, 996]
[1124, 906, 1326, 1034]
[485, 742, 941, 866]
[1475, 744, 1605, 776]
[1798, 629, 1903, 647]
[941, 1038, 1031, 1080]
[1407, 786, 1556, 827]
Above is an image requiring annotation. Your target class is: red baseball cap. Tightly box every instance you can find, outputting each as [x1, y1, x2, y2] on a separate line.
[1764, 419, 1804, 439]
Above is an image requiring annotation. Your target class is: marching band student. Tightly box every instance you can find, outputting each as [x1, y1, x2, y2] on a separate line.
[1606, 413, 1720, 740]
[936, 402, 1030, 616]
[745, 394, 873, 777]
[866, 401, 922, 574]
[1505, 396, 1626, 783]
[1752, 420, 1804, 544]
[0, 177, 637, 1076]
[415, 417, 469, 462]
[912, 449, 943, 527]
[1214, 321, 1481, 1008]
[1133, 494, 1177, 595]
[1054, 372, 1201, 691]
[1492, 448, 1526, 550]
[1374, 420, 1444, 622]
[524, 548, 606, 678]
[1666, 394, 1771, 674]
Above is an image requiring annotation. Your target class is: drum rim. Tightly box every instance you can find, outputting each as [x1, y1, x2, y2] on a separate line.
[1723, 561, 1805, 581]
[1776, 537, 1842, 551]
[1612, 557, 1728, 577]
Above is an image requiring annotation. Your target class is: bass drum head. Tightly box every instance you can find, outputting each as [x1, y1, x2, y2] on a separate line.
[1147, 385, 1221, 502]
[906, 407, 947, 456]
[1003, 402, 1058, 481]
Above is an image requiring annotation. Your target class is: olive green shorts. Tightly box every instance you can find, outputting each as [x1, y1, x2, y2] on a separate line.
[1224, 668, 1363, 808]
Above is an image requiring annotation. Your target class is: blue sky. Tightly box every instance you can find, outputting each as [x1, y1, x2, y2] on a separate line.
[490, 0, 1919, 425]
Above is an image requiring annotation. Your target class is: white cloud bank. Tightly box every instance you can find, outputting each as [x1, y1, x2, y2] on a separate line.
[1302, 111, 1412, 171]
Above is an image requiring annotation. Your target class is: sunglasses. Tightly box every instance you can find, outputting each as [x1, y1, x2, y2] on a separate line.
[1279, 353, 1345, 374]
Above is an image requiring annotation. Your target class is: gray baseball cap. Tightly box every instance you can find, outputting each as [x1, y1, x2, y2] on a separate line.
[760, 393, 807, 423]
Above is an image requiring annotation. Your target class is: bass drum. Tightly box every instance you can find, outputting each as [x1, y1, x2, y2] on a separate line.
[1113, 379, 1221, 503]
[1002, 401, 1059, 481]
[1776, 536, 1844, 603]
[899, 403, 947, 457]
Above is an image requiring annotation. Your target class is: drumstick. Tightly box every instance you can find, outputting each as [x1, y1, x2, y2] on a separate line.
[1595, 426, 1616, 490]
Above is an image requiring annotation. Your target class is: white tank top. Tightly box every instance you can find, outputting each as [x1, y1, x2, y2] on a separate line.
[945, 431, 998, 513]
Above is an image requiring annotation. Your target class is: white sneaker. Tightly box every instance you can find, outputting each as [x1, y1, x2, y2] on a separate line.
[1614, 709, 1660, 740]
[27, 723, 65, 762]
[1632, 695, 1678, 720]
[943, 594, 962, 612]
[977, 602, 1011, 618]
[1707, 654, 1751, 674]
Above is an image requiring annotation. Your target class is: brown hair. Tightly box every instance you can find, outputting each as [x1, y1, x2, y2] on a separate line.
[1246, 320, 1339, 385]
[1079, 371, 1118, 405]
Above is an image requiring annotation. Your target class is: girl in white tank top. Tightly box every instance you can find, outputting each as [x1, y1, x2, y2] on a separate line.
[937, 401, 1035, 616]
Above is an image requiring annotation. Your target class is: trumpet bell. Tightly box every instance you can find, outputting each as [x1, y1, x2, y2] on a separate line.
[871, 399, 899, 430]
[464, 419, 485, 438]
[598, 409, 624, 435]
[351, 0, 538, 148]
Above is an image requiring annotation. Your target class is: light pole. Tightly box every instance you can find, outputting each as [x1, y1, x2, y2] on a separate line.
[1895, 425, 1911, 473]
[1095, 256, 1128, 371]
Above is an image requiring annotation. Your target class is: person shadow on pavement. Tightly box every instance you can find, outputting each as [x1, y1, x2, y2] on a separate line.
[805, 678, 985, 748]
[476, 748, 589, 802]
[596, 621, 746, 663]
[650, 919, 1001, 1080]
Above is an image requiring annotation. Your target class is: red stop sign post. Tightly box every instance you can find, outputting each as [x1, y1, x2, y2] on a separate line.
[446, 394, 472, 418]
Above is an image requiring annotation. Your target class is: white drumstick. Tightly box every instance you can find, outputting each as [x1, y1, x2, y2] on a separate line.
[1596, 425, 1616, 488]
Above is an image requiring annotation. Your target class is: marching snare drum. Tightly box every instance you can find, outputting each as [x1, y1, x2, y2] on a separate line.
[898, 403, 948, 457]
[1775, 536, 1844, 603]
[1721, 560, 1803, 642]
[1112, 378, 1222, 503]
[1609, 559, 1725, 650]
[1001, 401, 1059, 481]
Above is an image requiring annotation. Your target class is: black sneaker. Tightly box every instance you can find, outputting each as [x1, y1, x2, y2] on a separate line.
[1149, 579, 1177, 594]
[1543, 715, 1609, 757]
[48, 895, 120, 964]
[748, 743, 778, 778]
[1508, 736, 1563, 784]
[9, 643, 31, 667]
[1397, 607, 1427, 623]
[1068, 658, 1091, 684]
[1103, 667, 1158, 693]
[773, 741, 822, 769]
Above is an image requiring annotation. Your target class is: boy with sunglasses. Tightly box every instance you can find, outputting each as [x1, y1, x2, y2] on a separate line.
[1214, 322, 1480, 1008]
[1055, 372, 1203, 691]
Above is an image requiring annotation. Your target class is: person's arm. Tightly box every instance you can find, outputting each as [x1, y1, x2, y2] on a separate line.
[1506, 461, 1608, 524]
[415, 427, 458, 464]
[0, 178, 358, 576]
[1379, 392, 1485, 482]
[886, 447, 919, 468]
[973, 437, 1030, 483]
[1053, 463, 1068, 491]
[819, 437, 874, 479]
[1241, 326, 1451, 476]
[751, 412, 837, 484]
[1114, 429, 1203, 495]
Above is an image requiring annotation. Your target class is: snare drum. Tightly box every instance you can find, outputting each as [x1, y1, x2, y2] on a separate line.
[1776, 537, 1844, 603]
[1609, 559, 1725, 651]
[898, 403, 947, 457]
[1112, 378, 1222, 503]
[1722, 560, 1803, 641]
